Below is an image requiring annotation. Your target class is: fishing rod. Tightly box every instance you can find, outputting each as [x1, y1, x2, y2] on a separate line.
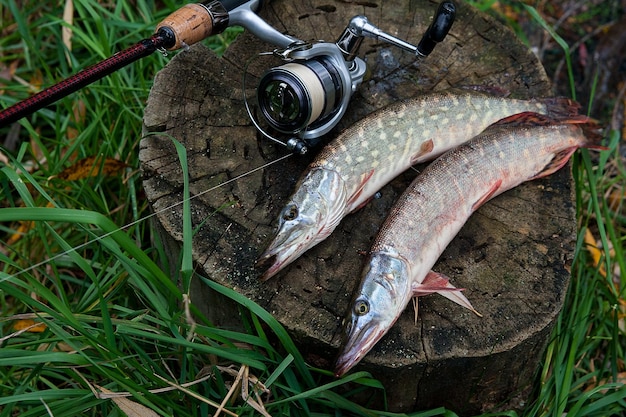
[0, 0, 259, 127]
[0, 0, 456, 153]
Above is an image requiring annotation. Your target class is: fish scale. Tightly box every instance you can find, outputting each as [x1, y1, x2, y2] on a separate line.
[257, 89, 580, 280]
[334, 114, 602, 376]
[373, 127, 557, 259]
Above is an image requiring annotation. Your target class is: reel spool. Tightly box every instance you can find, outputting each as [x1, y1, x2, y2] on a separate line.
[257, 56, 343, 135]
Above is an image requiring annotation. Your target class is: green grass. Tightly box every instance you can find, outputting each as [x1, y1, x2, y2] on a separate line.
[0, 2, 397, 415]
[1, 1, 625, 416]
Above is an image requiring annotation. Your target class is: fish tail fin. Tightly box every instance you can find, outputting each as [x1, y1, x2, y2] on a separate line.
[550, 113, 608, 150]
[528, 117, 607, 180]
[541, 98, 608, 144]
[502, 96, 605, 134]
[494, 111, 607, 150]
[579, 119, 607, 151]
[542, 97, 583, 120]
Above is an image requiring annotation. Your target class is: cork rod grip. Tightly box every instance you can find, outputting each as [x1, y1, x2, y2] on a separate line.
[156, 3, 216, 50]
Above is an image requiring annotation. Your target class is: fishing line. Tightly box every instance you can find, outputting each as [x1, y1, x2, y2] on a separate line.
[4, 152, 292, 280]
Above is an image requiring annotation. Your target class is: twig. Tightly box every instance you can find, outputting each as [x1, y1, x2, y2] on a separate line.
[153, 373, 238, 417]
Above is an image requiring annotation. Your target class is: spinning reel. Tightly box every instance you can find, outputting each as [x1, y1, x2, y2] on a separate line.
[234, 1, 456, 154]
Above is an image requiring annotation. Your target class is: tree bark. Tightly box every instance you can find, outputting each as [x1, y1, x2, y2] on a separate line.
[140, 0, 573, 414]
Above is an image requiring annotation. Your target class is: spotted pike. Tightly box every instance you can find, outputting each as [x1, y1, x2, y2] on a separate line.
[257, 89, 580, 280]
[334, 113, 602, 376]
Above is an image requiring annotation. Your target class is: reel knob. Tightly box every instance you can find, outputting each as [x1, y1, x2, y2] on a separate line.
[417, 1, 456, 56]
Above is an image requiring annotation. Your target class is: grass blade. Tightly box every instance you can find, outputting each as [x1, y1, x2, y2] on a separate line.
[522, 4, 576, 99]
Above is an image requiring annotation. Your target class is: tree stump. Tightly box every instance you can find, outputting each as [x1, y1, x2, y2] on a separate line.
[140, 0, 574, 414]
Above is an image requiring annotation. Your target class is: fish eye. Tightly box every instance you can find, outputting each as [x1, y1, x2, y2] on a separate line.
[354, 299, 369, 316]
[282, 204, 299, 221]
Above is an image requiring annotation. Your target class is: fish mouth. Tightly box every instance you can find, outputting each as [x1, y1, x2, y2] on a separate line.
[334, 322, 385, 377]
[255, 253, 279, 281]
[256, 233, 308, 281]
[256, 251, 290, 281]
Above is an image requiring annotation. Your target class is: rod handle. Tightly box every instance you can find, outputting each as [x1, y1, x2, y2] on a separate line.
[156, 1, 229, 50]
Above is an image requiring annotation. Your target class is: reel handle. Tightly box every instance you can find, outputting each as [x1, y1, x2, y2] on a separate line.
[337, 0, 456, 61]
[416, 1, 456, 56]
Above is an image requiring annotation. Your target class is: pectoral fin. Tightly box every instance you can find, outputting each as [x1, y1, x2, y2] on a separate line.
[412, 271, 482, 317]
[410, 139, 434, 165]
[471, 179, 502, 212]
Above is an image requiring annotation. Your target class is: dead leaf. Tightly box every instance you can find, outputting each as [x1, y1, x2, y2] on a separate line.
[98, 387, 159, 417]
[583, 228, 607, 278]
[29, 131, 46, 167]
[214, 365, 271, 417]
[6, 201, 55, 245]
[607, 188, 625, 212]
[36, 341, 75, 352]
[153, 373, 237, 417]
[0, 150, 9, 166]
[6, 220, 35, 246]
[5, 155, 125, 245]
[29, 69, 43, 93]
[13, 318, 47, 333]
[56, 156, 127, 181]
[0, 60, 19, 94]
[584, 371, 626, 394]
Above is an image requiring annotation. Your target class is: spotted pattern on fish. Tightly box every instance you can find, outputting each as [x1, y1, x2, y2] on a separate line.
[257, 89, 580, 280]
[310, 90, 567, 213]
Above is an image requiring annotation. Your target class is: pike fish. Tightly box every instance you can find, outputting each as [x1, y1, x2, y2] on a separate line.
[334, 113, 602, 376]
[257, 89, 580, 280]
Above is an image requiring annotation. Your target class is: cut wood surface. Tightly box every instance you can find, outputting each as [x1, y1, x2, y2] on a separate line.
[140, 0, 573, 413]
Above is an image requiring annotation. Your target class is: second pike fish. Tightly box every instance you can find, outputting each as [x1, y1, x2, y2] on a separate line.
[334, 113, 602, 376]
[257, 89, 580, 280]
